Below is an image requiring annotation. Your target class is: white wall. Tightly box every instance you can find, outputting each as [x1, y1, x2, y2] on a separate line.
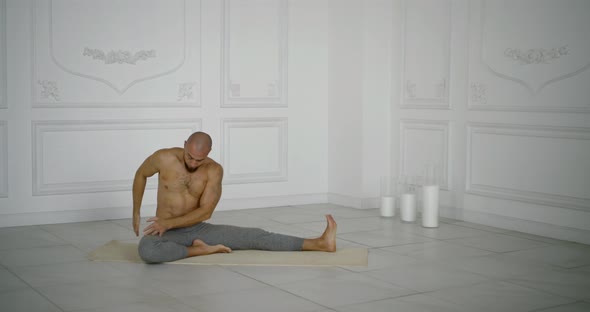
[392, 0, 590, 244]
[0, 0, 330, 227]
[2, 0, 589, 246]
[328, 0, 392, 208]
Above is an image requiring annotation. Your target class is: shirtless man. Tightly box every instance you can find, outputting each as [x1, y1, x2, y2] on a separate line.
[133, 131, 337, 263]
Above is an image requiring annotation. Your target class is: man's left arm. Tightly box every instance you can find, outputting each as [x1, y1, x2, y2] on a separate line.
[151, 165, 223, 233]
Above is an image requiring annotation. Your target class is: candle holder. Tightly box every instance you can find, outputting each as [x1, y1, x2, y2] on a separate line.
[380, 176, 396, 217]
[421, 163, 440, 228]
[399, 175, 417, 223]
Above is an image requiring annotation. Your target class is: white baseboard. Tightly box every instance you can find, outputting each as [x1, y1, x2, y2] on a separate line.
[0, 193, 329, 228]
[0, 205, 157, 228]
[461, 208, 590, 245]
[327, 193, 363, 209]
[327, 193, 379, 209]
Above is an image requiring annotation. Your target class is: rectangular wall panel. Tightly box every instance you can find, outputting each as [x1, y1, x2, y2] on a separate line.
[221, 0, 288, 107]
[402, 0, 451, 109]
[33, 0, 201, 107]
[400, 120, 451, 190]
[467, 123, 590, 211]
[0, 121, 7, 197]
[222, 118, 288, 184]
[32, 119, 201, 195]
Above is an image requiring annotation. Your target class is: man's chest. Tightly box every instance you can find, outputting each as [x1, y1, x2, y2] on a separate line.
[159, 167, 207, 196]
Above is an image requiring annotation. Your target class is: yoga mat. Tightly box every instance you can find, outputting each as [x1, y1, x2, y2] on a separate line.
[88, 240, 368, 267]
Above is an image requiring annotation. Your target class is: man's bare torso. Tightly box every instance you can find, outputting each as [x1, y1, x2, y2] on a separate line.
[155, 148, 219, 219]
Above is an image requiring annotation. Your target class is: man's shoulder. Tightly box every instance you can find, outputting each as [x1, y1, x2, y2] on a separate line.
[153, 147, 182, 156]
[152, 148, 182, 163]
[205, 159, 223, 175]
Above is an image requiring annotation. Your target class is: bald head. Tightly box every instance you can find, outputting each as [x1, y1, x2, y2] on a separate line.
[186, 131, 212, 151]
[182, 132, 212, 172]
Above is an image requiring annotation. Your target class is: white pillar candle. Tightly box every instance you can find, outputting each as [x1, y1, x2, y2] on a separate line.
[380, 196, 395, 217]
[400, 193, 416, 222]
[421, 185, 439, 228]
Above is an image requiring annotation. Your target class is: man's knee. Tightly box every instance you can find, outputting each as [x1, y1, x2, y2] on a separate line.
[138, 236, 163, 264]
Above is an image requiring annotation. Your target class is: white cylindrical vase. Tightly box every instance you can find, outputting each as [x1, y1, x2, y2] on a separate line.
[400, 193, 416, 222]
[421, 185, 439, 228]
[380, 196, 395, 217]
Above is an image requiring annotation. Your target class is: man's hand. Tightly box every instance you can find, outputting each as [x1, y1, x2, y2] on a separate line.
[143, 217, 171, 237]
[133, 213, 141, 237]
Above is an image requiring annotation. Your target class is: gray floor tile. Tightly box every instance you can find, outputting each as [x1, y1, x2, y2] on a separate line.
[0, 245, 87, 268]
[0, 289, 62, 312]
[335, 293, 471, 312]
[407, 223, 492, 240]
[36, 280, 172, 312]
[445, 233, 549, 253]
[0, 226, 68, 250]
[1, 205, 588, 311]
[427, 280, 574, 312]
[41, 221, 135, 246]
[276, 272, 416, 308]
[338, 229, 432, 248]
[502, 231, 578, 245]
[177, 286, 326, 312]
[107, 263, 268, 297]
[534, 301, 590, 312]
[453, 221, 511, 233]
[228, 265, 350, 286]
[12, 261, 131, 288]
[508, 267, 590, 300]
[366, 261, 490, 292]
[441, 252, 556, 280]
[0, 268, 29, 293]
[502, 244, 590, 269]
[339, 248, 418, 273]
[67, 297, 196, 312]
[381, 240, 494, 261]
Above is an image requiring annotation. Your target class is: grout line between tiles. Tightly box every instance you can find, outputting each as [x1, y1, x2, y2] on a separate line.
[227, 267, 337, 311]
[2, 265, 66, 312]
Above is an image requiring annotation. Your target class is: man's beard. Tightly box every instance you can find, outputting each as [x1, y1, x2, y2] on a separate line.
[184, 162, 198, 173]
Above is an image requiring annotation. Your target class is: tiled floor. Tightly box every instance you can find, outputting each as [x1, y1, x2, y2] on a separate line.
[1, 203, 590, 312]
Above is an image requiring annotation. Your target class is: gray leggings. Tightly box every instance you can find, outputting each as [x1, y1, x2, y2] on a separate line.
[138, 222, 304, 263]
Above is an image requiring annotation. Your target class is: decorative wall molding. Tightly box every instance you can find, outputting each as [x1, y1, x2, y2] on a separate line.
[404, 79, 447, 101]
[32, 119, 201, 196]
[504, 46, 569, 65]
[220, 0, 288, 107]
[470, 82, 487, 105]
[405, 81, 416, 98]
[38, 80, 60, 101]
[476, 0, 590, 99]
[32, 0, 201, 108]
[221, 118, 288, 184]
[399, 119, 451, 190]
[177, 82, 197, 101]
[401, 0, 452, 110]
[466, 122, 590, 212]
[0, 0, 6, 109]
[0, 121, 7, 197]
[82, 47, 157, 65]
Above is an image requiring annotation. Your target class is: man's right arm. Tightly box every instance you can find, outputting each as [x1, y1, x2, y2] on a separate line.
[132, 151, 160, 236]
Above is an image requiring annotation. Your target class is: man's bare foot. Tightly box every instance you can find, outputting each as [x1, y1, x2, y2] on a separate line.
[302, 214, 337, 252]
[187, 239, 232, 257]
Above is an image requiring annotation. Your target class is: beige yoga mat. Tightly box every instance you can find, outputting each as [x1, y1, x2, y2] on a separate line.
[88, 240, 368, 267]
